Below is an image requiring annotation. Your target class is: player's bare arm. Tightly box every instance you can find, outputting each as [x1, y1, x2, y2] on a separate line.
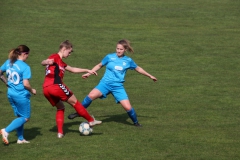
[66, 65, 97, 75]
[41, 59, 54, 66]
[23, 79, 36, 95]
[0, 70, 8, 86]
[135, 66, 157, 82]
[82, 63, 102, 79]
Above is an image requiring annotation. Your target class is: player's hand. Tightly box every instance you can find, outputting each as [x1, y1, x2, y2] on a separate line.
[31, 88, 37, 95]
[46, 59, 54, 65]
[150, 76, 157, 82]
[87, 70, 97, 76]
[82, 73, 91, 79]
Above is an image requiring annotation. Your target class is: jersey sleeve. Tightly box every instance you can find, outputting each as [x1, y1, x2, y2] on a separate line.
[49, 54, 57, 63]
[101, 55, 110, 66]
[23, 65, 31, 80]
[50, 54, 67, 68]
[129, 58, 137, 70]
[0, 60, 9, 72]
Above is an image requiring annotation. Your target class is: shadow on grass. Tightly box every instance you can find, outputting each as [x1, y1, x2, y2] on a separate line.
[49, 121, 104, 136]
[100, 113, 133, 126]
[24, 127, 42, 140]
[4, 127, 42, 144]
[48, 113, 144, 135]
[100, 113, 151, 126]
[49, 121, 82, 134]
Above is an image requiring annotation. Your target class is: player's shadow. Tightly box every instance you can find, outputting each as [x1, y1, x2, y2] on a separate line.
[5, 127, 42, 145]
[100, 113, 136, 126]
[100, 112, 152, 126]
[24, 127, 42, 140]
[49, 121, 82, 134]
[49, 113, 145, 135]
[49, 120, 103, 135]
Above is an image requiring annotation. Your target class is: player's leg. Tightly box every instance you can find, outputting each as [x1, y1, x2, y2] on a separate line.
[68, 81, 108, 120]
[16, 124, 29, 144]
[16, 124, 24, 141]
[1, 95, 16, 144]
[67, 94, 102, 126]
[113, 86, 142, 127]
[119, 100, 141, 127]
[5, 117, 27, 133]
[1, 96, 30, 144]
[15, 96, 31, 143]
[43, 85, 66, 138]
[83, 89, 103, 108]
[68, 88, 103, 119]
[2, 117, 27, 144]
[55, 101, 65, 138]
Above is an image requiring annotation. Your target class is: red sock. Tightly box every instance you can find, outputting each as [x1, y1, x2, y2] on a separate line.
[56, 109, 65, 134]
[73, 101, 93, 122]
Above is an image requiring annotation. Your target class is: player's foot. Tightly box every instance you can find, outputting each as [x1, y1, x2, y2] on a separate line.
[0, 128, 9, 144]
[89, 115, 102, 127]
[134, 122, 142, 127]
[57, 133, 64, 138]
[68, 112, 79, 120]
[17, 139, 30, 144]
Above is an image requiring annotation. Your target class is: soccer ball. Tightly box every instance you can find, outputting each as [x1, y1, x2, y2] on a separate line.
[79, 122, 93, 136]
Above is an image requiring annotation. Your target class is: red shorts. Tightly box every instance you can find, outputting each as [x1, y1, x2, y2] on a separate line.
[43, 84, 73, 106]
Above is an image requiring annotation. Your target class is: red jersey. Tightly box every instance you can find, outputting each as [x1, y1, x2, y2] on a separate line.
[43, 53, 67, 88]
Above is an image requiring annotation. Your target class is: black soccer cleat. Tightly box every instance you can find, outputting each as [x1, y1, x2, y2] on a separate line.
[134, 122, 142, 127]
[68, 112, 80, 120]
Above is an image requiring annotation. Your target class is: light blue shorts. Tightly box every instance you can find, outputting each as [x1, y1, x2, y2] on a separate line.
[7, 94, 31, 119]
[95, 81, 128, 103]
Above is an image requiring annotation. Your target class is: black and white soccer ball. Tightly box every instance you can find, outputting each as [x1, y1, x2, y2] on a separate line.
[79, 122, 93, 136]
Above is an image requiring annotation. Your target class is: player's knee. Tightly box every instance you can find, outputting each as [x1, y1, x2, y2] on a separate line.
[69, 100, 77, 106]
[88, 92, 101, 100]
[67, 95, 78, 106]
[125, 106, 132, 111]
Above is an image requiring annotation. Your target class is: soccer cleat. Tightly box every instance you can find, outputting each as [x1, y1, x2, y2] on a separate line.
[134, 123, 142, 127]
[68, 112, 79, 120]
[0, 128, 9, 144]
[57, 133, 64, 138]
[17, 139, 30, 144]
[89, 115, 102, 127]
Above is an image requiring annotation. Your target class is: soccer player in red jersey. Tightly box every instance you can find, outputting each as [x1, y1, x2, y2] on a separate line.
[41, 40, 101, 138]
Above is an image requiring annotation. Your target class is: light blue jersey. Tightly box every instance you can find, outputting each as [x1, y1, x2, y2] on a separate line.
[82, 52, 140, 125]
[1, 59, 31, 97]
[101, 53, 137, 84]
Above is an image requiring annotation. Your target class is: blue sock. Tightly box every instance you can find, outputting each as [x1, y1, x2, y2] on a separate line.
[16, 124, 24, 140]
[127, 108, 138, 124]
[82, 96, 92, 108]
[5, 117, 26, 133]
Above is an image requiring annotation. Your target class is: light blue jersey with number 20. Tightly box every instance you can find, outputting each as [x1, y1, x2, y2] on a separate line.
[1, 59, 31, 97]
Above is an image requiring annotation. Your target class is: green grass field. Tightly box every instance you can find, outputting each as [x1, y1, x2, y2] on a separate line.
[0, 0, 240, 159]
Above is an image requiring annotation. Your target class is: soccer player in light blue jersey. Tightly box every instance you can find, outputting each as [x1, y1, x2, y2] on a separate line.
[68, 39, 157, 127]
[0, 45, 36, 145]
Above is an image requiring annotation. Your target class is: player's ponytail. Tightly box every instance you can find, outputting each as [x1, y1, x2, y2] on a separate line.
[118, 39, 134, 53]
[9, 48, 20, 65]
[9, 45, 30, 65]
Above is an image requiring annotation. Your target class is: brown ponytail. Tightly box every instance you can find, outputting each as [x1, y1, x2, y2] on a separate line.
[9, 49, 20, 65]
[8, 45, 30, 65]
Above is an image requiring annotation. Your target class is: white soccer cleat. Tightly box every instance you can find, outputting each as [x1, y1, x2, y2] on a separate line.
[0, 128, 9, 145]
[17, 139, 30, 144]
[89, 115, 102, 127]
[57, 133, 64, 138]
